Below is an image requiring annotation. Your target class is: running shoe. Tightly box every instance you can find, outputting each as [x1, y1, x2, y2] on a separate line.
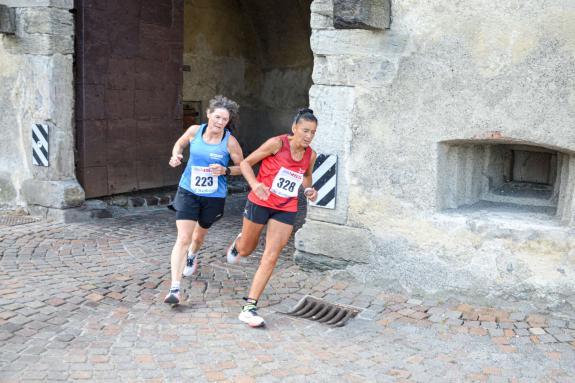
[163, 288, 180, 305]
[182, 252, 198, 277]
[238, 304, 265, 327]
[226, 233, 242, 264]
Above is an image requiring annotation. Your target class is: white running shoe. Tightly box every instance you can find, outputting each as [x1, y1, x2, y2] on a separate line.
[163, 288, 180, 305]
[238, 306, 265, 327]
[226, 233, 242, 264]
[182, 252, 198, 277]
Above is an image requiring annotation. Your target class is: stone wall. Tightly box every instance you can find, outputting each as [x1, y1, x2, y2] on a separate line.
[297, 0, 575, 308]
[0, 0, 83, 211]
[183, 0, 313, 153]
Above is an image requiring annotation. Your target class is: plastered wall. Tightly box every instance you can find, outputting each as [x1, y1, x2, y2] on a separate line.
[297, 0, 575, 307]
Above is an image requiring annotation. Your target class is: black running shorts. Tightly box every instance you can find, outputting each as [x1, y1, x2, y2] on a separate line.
[243, 199, 296, 226]
[173, 187, 225, 228]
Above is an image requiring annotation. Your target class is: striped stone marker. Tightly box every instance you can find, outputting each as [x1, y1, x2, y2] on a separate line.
[32, 123, 49, 167]
[309, 154, 337, 209]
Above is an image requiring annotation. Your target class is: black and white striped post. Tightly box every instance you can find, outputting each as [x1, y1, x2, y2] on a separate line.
[309, 154, 337, 209]
[32, 123, 49, 167]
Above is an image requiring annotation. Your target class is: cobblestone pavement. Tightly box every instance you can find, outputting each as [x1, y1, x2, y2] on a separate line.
[1, 193, 574, 382]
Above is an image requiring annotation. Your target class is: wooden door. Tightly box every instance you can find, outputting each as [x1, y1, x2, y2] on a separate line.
[74, 0, 183, 198]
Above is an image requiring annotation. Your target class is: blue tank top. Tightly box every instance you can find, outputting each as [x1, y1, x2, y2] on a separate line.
[179, 124, 231, 198]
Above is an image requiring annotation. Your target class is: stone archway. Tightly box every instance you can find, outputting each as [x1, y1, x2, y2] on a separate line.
[182, 0, 314, 154]
[74, 0, 315, 199]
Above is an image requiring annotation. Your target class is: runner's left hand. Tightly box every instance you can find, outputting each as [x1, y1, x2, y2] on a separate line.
[252, 182, 270, 200]
[209, 164, 226, 176]
[304, 187, 318, 202]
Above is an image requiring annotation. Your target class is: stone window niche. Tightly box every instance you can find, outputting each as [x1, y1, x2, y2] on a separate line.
[438, 141, 575, 225]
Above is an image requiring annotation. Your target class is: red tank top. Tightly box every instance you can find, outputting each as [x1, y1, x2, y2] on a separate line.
[248, 134, 312, 212]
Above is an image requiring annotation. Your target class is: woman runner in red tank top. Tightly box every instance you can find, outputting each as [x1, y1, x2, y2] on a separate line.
[246, 134, 312, 212]
[226, 108, 319, 327]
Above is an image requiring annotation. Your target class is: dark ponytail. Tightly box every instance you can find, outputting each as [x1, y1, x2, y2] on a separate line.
[293, 108, 317, 125]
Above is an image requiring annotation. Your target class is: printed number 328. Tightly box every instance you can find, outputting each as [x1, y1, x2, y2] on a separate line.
[276, 178, 295, 192]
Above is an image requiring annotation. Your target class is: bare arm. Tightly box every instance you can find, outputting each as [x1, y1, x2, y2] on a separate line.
[226, 135, 244, 175]
[240, 137, 282, 201]
[169, 125, 201, 167]
[209, 135, 245, 176]
[302, 150, 318, 202]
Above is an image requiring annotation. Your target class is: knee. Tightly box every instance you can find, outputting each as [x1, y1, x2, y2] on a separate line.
[176, 233, 193, 247]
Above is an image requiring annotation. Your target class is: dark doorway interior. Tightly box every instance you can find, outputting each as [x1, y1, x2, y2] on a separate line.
[182, 0, 314, 154]
[74, 0, 314, 198]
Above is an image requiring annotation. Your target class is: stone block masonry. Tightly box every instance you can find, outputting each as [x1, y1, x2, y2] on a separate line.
[0, 1, 83, 210]
[333, 0, 390, 30]
[297, 0, 575, 307]
[0, 4, 15, 34]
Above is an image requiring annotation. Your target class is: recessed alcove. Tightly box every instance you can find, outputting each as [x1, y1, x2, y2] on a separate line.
[438, 141, 575, 225]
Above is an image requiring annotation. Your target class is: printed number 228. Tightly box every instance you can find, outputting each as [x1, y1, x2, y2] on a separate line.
[277, 178, 295, 192]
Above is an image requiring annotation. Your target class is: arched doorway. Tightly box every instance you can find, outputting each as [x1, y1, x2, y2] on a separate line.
[182, 0, 314, 153]
[74, 0, 313, 198]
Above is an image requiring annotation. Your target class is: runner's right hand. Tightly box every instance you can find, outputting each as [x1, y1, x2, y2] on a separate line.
[169, 154, 183, 167]
[252, 182, 270, 200]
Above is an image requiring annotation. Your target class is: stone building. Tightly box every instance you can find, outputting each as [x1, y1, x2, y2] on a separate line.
[0, 0, 312, 205]
[1, 0, 574, 305]
[296, 0, 575, 307]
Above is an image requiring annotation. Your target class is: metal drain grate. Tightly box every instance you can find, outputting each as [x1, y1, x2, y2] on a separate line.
[283, 295, 361, 327]
[0, 215, 39, 227]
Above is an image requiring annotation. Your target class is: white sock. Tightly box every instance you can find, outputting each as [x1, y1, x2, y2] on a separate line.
[187, 250, 197, 258]
[170, 281, 180, 291]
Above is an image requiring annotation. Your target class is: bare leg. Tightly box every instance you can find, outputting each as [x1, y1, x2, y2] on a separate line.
[235, 217, 265, 258]
[247, 219, 293, 300]
[189, 225, 208, 254]
[170, 220, 196, 284]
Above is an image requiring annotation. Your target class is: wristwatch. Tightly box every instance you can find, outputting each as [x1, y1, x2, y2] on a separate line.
[225, 167, 231, 176]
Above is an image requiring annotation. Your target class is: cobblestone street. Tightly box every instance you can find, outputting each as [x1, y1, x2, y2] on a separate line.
[1, 193, 574, 382]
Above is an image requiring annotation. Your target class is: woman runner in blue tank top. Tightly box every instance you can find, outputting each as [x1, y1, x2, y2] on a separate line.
[164, 95, 244, 306]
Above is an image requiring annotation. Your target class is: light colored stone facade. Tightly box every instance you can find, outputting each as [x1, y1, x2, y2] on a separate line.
[297, 0, 575, 307]
[0, 0, 83, 213]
